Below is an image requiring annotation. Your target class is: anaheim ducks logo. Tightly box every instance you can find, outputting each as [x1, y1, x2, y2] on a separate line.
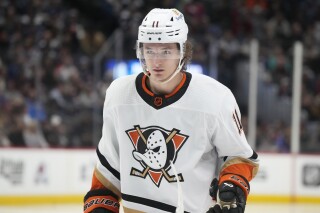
[126, 125, 189, 187]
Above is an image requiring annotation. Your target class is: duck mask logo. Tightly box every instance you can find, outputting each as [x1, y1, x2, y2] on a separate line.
[126, 125, 189, 187]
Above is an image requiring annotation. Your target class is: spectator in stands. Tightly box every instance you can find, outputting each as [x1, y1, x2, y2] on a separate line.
[0, 0, 319, 153]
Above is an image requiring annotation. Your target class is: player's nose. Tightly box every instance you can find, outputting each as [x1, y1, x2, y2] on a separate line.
[152, 58, 161, 67]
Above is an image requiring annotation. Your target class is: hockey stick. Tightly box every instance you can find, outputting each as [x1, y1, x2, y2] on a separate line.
[162, 129, 183, 182]
[131, 125, 150, 178]
[131, 127, 181, 180]
[166, 129, 179, 143]
[130, 167, 149, 178]
[161, 168, 184, 182]
[135, 125, 147, 144]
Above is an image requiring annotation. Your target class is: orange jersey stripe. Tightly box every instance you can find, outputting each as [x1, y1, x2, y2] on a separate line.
[141, 72, 187, 98]
[91, 171, 106, 190]
[91, 168, 122, 199]
[165, 72, 186, 98]
[220, 162, 256, 182]
[142, 75, 154, 96]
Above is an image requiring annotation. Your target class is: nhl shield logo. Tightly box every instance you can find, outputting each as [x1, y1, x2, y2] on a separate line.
[126, 125, 189, 187]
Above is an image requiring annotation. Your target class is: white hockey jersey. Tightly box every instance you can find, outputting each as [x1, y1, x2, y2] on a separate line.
[95, 72, 255, 213]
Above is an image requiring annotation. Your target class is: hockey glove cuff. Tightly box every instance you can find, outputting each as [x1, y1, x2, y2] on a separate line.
[84, 189, 120, 213]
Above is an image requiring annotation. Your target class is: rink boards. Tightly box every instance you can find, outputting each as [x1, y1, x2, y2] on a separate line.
[0, 148, 319, 205]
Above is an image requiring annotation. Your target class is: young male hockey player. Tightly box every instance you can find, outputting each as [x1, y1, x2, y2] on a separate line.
[84, 8, 259, 213]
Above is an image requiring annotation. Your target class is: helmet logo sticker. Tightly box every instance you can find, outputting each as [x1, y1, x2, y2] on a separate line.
[146, 32, 162, 35]
[175, 14, 183, 21]
[172, 9, 180, 16]
[126, 125, 189, 187]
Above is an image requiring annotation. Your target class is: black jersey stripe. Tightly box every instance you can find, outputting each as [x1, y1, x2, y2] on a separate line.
[122, 193, 190, 213]
[223, 150, 258, 162]
[96, 148, 120, 180]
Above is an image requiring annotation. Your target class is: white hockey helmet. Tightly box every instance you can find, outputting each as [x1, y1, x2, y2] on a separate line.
[137, 8, 188, 44]
[137, 8, 189, 80]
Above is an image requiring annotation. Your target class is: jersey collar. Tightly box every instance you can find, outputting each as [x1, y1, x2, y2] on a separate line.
[135, 72, 192, 109]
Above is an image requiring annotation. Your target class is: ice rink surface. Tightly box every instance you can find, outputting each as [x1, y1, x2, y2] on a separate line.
[0, 203, 320, 213]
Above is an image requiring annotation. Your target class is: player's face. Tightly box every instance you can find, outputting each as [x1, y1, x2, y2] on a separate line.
[142, 43, 180, 82]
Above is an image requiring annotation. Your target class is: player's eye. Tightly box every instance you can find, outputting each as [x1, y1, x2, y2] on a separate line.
[145, 50, 155, 55]
[163, 50, 171, 55]
[152, 146, 160, 153]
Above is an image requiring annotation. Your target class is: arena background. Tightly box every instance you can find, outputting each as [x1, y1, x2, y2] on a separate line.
[0, 0, 319, 212]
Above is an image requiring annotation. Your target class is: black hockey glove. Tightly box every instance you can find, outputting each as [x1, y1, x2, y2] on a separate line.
[206, 176, 248, 213]
[84, 189, 120, 213]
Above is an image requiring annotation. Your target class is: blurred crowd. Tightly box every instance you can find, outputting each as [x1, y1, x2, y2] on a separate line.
[0, 0, 110, 148]
[0, 0, 319, 152]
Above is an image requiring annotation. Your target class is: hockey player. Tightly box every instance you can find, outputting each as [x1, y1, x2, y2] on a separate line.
[84, 8, 259, 213]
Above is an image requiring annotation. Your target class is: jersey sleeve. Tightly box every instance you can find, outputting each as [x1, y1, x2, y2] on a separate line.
[94, 86, 121, 193]
[212, 89, 259, 190]
[213, 89, 253, 158]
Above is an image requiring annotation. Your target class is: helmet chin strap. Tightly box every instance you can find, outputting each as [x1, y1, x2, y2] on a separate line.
[154, 64, 183, 84]
[144, 58, 184, 85]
